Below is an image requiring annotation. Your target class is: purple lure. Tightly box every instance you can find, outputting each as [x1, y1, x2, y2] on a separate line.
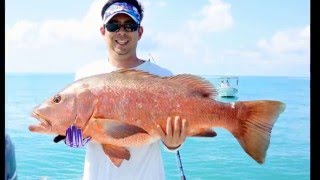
[65, 124, 91, 148]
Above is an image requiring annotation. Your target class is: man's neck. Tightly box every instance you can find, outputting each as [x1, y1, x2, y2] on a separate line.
[108, 56, 144, 69]
[108, 53, 145, 69]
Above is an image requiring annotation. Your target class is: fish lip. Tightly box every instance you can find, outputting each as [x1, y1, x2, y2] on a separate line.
[31, 111, 52, 132]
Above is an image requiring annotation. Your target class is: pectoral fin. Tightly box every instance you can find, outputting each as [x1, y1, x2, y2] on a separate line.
[102, 144, 130, 167]
[93, 118, 149, 139]
[192, 128, 217, 137]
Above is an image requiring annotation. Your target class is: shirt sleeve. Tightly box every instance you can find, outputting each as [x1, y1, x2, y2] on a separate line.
[74, 69, 82, 81]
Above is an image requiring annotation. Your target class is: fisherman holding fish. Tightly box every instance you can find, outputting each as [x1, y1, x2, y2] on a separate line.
[75, 0, 188, 179]
[29, 0, 286, 179]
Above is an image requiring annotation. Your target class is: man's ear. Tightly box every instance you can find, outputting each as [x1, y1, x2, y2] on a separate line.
[138, 26, 143, 40]
[100, 26, 105, 36]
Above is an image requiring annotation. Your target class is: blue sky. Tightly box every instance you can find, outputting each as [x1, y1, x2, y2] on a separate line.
[5, 0, 310, 77]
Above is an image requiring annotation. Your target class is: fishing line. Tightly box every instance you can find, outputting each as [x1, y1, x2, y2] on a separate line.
[176, 150, 186, 180]
[148, 53, 157, 64]
[148, 53, 185, 179]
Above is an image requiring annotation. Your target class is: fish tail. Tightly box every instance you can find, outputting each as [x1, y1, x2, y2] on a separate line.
[232, 100, 286, 164]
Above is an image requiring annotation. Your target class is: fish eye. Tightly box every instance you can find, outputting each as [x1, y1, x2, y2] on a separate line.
[53, 95, 61, 103]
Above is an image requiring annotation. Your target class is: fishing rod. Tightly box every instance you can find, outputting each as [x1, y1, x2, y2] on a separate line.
[176, 150, 186, 180]
[148, 53, 185, 179]
[148, 53, 157, 64]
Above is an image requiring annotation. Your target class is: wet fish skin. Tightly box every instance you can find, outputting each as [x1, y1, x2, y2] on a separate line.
[29, 69, 286, 167]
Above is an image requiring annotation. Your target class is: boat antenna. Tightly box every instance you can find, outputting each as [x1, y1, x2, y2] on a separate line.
[148, 53, 185, 179]
[176, 150, 186, 180]
[148, 53, 157, 64]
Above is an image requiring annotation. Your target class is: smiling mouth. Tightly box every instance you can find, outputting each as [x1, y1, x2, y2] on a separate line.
[29, 112, 52, 132]
[116, 40, 129, 45]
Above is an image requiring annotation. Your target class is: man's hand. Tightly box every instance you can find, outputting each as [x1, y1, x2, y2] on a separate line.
[156, 116, 188, 150]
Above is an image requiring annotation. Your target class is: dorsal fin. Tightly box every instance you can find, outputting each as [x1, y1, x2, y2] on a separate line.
[115, 69, 162, 78]
[166, 74, 217, 98]
[115, 69, 217, 98]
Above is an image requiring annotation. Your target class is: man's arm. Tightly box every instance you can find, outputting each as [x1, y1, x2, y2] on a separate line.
[156, 116, 188, 152]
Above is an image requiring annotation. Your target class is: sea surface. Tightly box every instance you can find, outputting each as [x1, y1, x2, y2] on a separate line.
[5, 73, 310, 180]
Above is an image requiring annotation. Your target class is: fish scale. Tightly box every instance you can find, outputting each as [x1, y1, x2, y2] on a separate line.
[29, 69, 286, 167]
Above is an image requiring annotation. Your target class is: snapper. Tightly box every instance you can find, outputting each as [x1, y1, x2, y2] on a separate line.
[29, 69, 285, 167]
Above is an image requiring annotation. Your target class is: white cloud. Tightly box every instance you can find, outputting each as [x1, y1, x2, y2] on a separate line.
[135, 1, 309, 77]
[6, 1, 103, 49]
[217, 25, 310, 77]
[152, 32, 200, 56]
[257, 25, 310, 54]
[5, 1, 107, 73]
[224, 50, 262, 59]
[147, 0, 234, 58]
[225, 25, 310, 65]
[5, 0, 309, 77]
[142, 0, 167, 8]
[187, 0, 234, 33]
[6, 21, 40, 48]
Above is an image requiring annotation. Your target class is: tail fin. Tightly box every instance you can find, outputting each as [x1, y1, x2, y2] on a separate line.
[232, 100, 286, 164]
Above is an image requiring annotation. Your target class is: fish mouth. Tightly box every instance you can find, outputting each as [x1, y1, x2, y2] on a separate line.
[29, 112, 52, 132]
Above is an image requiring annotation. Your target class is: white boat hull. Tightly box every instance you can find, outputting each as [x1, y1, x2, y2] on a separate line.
[217, 87, 238, 97]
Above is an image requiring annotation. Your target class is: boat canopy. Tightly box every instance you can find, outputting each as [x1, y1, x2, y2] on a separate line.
[216, 76, 239, 86]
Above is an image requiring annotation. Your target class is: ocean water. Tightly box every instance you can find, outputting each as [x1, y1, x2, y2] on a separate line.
[5, 73, 310, 180]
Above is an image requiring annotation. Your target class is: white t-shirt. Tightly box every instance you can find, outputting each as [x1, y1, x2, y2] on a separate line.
[75, 60, 179, 180]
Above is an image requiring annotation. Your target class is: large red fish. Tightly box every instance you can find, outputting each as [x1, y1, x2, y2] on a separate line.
[29, 69, 285, 167]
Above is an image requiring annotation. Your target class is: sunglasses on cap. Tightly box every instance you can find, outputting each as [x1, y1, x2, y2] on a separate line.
[104, 22, 140, 32]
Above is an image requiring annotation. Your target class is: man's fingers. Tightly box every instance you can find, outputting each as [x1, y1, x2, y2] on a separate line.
[174, 116, 181, 139]
[166, 117, 172, 137]
[180, 119, 187, 140]
[157, 125, 165, 138]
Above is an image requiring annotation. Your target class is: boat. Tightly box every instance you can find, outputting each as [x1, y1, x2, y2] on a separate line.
[217, 76, 239, 98]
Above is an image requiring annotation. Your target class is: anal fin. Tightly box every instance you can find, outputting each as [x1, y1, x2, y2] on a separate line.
[102, 144, 131, 167]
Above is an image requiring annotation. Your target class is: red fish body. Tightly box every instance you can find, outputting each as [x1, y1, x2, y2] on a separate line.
[29, 69, 286, 167]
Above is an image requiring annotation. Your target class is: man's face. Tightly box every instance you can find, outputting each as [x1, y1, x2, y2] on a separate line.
[102, 13, 142, 56]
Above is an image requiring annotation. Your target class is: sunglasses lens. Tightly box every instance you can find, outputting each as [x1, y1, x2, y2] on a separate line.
[105, 23, 139, 32]
[105, 23, 120, 32]
[124, 23, 139, 32]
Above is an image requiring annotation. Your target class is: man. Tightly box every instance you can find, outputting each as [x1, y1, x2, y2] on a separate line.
[220, 80, 225, 87]
[5, 133, 18, 180]
[226, 79, 230, 87]
[75, 0, 188, 179]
